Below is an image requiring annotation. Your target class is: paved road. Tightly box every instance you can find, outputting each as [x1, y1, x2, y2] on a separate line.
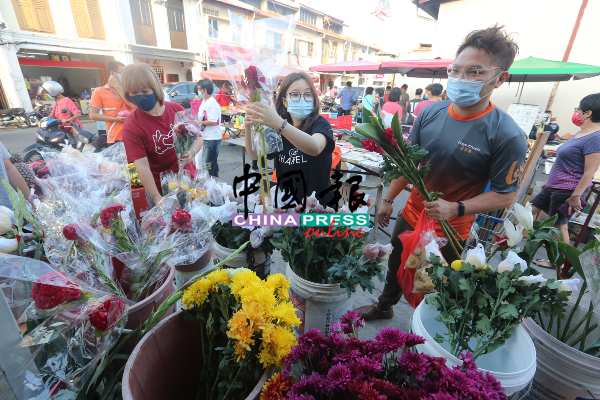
[0, 120, 99, 156]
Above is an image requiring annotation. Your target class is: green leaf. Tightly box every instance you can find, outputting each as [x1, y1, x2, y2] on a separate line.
[458, 278, 476, 299]
[433, 333, 445, 344]
[476, 296, 488, 309]
[436, 311, 455, 325]
[558, 242, 585, 282]
[498, 304, 519, 319]
[476, 314, 490, 333]
[348, 136, 363, 148]
[355, 123, 381, 141]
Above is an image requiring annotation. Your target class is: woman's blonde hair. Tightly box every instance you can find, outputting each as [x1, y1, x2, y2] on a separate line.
[121, 63, 165, 106]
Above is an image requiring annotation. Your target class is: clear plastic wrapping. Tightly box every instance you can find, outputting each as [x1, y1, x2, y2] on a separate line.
[0, 255, 126, 400]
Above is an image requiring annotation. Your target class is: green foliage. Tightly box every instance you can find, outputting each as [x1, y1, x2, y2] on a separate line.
[424, 254, 569, 360]
[211, 221, 274, 268]
[270, 225, 385, 297]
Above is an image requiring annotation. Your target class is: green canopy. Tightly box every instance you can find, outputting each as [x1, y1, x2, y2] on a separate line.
[508, 56, 600, 83]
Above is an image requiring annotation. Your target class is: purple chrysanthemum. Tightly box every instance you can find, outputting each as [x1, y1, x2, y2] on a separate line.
[459, 351, 478, 372]
[430, 393, 459, 400]
[405, 333, 426, 347]
[370, 377, 402, 396]
[340, 310, 365, 334]
[399, 350, 430, 380]
[330, 321, 343, 334]
[441, 368, 476, 395]
[374, 326, 408, 353]
[327, 363, 352, 387]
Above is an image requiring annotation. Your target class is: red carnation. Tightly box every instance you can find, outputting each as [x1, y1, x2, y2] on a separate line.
[89, 297, 126, 332]
[63, 225, 78, 241]
[31, 271, 82, 310]
[361, 139, 385, 155]
[170, 209, 191, 230]
[384, 128, 399, 150]
[100, 203, 126, 229]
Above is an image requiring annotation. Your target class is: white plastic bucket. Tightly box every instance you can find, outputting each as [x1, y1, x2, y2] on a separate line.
[412, 301, 536, 397]
[213, 242, 269, 278]
[519, 307, 600, 400]
[286, 263, 353, 336]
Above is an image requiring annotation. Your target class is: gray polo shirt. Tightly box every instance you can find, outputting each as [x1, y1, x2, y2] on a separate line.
[400, 91, 410, 116]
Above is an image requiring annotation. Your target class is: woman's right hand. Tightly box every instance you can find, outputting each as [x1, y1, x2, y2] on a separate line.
[152, 195, 163, 206]
[379, 201, 393, 228]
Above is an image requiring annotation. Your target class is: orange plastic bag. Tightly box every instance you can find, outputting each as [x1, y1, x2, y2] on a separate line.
[396, 209, 434, 308]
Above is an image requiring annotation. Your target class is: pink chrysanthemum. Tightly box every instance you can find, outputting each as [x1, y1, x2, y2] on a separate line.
[374, 326, 407, 353]
[399, 350, 430, 380]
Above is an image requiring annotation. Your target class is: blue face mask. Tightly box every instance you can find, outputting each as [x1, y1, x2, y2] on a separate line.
[130, 92, 157, 112]
[446, 73, 501, 107]
[423, 94, 429, 100]
[287, 98, 313, 120]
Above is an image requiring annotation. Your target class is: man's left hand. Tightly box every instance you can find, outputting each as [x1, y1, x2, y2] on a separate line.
[108, 74, 120, 89]
[423, 199, 459, 221]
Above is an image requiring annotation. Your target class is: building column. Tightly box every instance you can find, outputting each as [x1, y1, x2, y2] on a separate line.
[0, 31, 33, 112]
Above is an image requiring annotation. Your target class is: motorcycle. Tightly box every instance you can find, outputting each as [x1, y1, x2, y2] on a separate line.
[321, 96, 337, 113]
[23, 118, 70, 162]
[61, 108, 108, 153]
[0, 108, 31, 129]
[27, 98, 51, 126]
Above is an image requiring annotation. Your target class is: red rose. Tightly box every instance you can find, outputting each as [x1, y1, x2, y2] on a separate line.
[170, 209, 191, 230]
[89, 297, 126, 332]
[100, 203, 126, 229]
[31, 271, 82, 310]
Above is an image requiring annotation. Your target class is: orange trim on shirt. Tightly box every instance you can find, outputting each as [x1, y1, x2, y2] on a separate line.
[448, 101, 495, 121]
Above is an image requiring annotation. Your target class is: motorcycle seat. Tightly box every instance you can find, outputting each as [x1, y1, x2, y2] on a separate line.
[0, 108, 25, 115]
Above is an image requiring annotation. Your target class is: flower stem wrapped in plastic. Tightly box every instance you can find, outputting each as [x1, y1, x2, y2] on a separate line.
[172, 110, 201, 170]
[210, 13, 296, 213]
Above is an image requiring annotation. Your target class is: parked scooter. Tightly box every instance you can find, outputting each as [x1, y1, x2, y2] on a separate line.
[22, 118, 71, 162]
[27, 98, 51, 126]
[0, 108, 31, 129]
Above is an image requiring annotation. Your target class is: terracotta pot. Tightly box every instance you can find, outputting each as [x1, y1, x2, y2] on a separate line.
[125, 266, 175, 330]
[122, 310, 273, 400]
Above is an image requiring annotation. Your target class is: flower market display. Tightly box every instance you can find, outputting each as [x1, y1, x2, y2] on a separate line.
[260, 310, 508, 400]
[178, 268, 299, 399]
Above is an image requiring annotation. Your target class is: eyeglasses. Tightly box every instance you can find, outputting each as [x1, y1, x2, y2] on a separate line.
[287, 91, 315, 102]
[447, 64, 503, 80]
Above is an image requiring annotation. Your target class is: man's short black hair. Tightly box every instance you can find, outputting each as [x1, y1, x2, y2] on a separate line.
[198, 78, 214, 95]
[389, 87, 402, 103]
[430, 83, 443, 96]
[401, 84, 408, 89]
[456, 24, 519, 71]
[222, 82, 230, 88]
[346, 82, 352, 87]
[580, 93, 600, 123]
[416, 88, 423, 96]
[386, 85, 392, 90]
[106, 60, 125, 74]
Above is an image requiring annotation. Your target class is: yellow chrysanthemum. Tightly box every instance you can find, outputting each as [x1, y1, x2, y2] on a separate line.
[181, 278, 214, 308]
[230, 269, 261, 296]
[207, 269, 231, 288]
[266, 273, 291, 302]
[229, 325, 255, 362]
[451, 260, 464, 271]
[260, 322, 276, 344]
[257, 326, 296, 368]
[242, 301, 267, 332]
[228, 309, 249, 333]
[268, 302, 300, 327]
[237, 282, 277, 311]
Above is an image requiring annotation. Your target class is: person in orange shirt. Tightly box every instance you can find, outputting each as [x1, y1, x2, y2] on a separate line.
[89, 60, 136, 144]
[355, 25, 528, 321]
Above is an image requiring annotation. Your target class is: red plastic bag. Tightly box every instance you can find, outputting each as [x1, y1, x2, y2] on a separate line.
[396, 209, 434, 308]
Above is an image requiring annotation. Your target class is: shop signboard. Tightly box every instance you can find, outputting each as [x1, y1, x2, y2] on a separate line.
[48, 53, 71, 62]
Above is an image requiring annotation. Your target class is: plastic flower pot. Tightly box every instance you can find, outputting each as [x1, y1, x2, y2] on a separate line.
[121, 310, 274, 400]
[412, 301, 536, 397]
[174, 249, 213, 287]
[517, 304, 600, 400]
[286, 263, 354, 337]
[213, 241, 270, 279]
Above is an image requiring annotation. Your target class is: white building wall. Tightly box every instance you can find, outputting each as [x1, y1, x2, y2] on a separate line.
[431, 0, 600, 133]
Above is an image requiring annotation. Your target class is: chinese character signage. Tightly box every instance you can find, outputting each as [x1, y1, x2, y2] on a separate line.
[48, 53, 71, 62]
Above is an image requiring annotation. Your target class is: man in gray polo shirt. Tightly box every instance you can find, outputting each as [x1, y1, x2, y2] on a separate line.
[356, 24, 528, 321]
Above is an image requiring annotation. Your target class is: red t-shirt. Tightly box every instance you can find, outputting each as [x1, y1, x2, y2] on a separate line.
[413, 100, 434, 117]
[215, 90, 232, 107]
[122, 102, 184, 191]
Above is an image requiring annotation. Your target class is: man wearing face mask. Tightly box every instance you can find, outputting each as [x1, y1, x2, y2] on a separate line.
[356, 24, 528, 321]
[90, 60, 136, 145]
[197, 78, 222, 178]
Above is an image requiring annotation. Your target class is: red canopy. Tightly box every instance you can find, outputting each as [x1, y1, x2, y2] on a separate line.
[309, 60, 381, 74]
[379, 58, 454, 78]
[200, 65, 318, 83]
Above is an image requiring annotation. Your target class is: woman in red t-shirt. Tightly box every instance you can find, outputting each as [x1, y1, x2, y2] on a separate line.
[121, 63, 204, 206]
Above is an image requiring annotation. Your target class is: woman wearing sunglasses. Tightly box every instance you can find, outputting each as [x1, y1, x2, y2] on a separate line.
[245, 72, 335, 206]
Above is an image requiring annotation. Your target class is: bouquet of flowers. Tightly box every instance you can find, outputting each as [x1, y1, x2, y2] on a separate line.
[211, 13, 296, 212]
[347, 109, 463, 257]
[181, 268, 299, 400]
[172, 110, 201, 170]
[0, 255, 127, 399]
[261, 310, 508, 400]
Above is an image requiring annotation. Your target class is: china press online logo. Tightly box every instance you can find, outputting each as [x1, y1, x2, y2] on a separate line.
[232, 213, 369, 238]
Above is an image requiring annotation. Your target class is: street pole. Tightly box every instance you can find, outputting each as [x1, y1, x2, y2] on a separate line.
[545, 0, 588, 111]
